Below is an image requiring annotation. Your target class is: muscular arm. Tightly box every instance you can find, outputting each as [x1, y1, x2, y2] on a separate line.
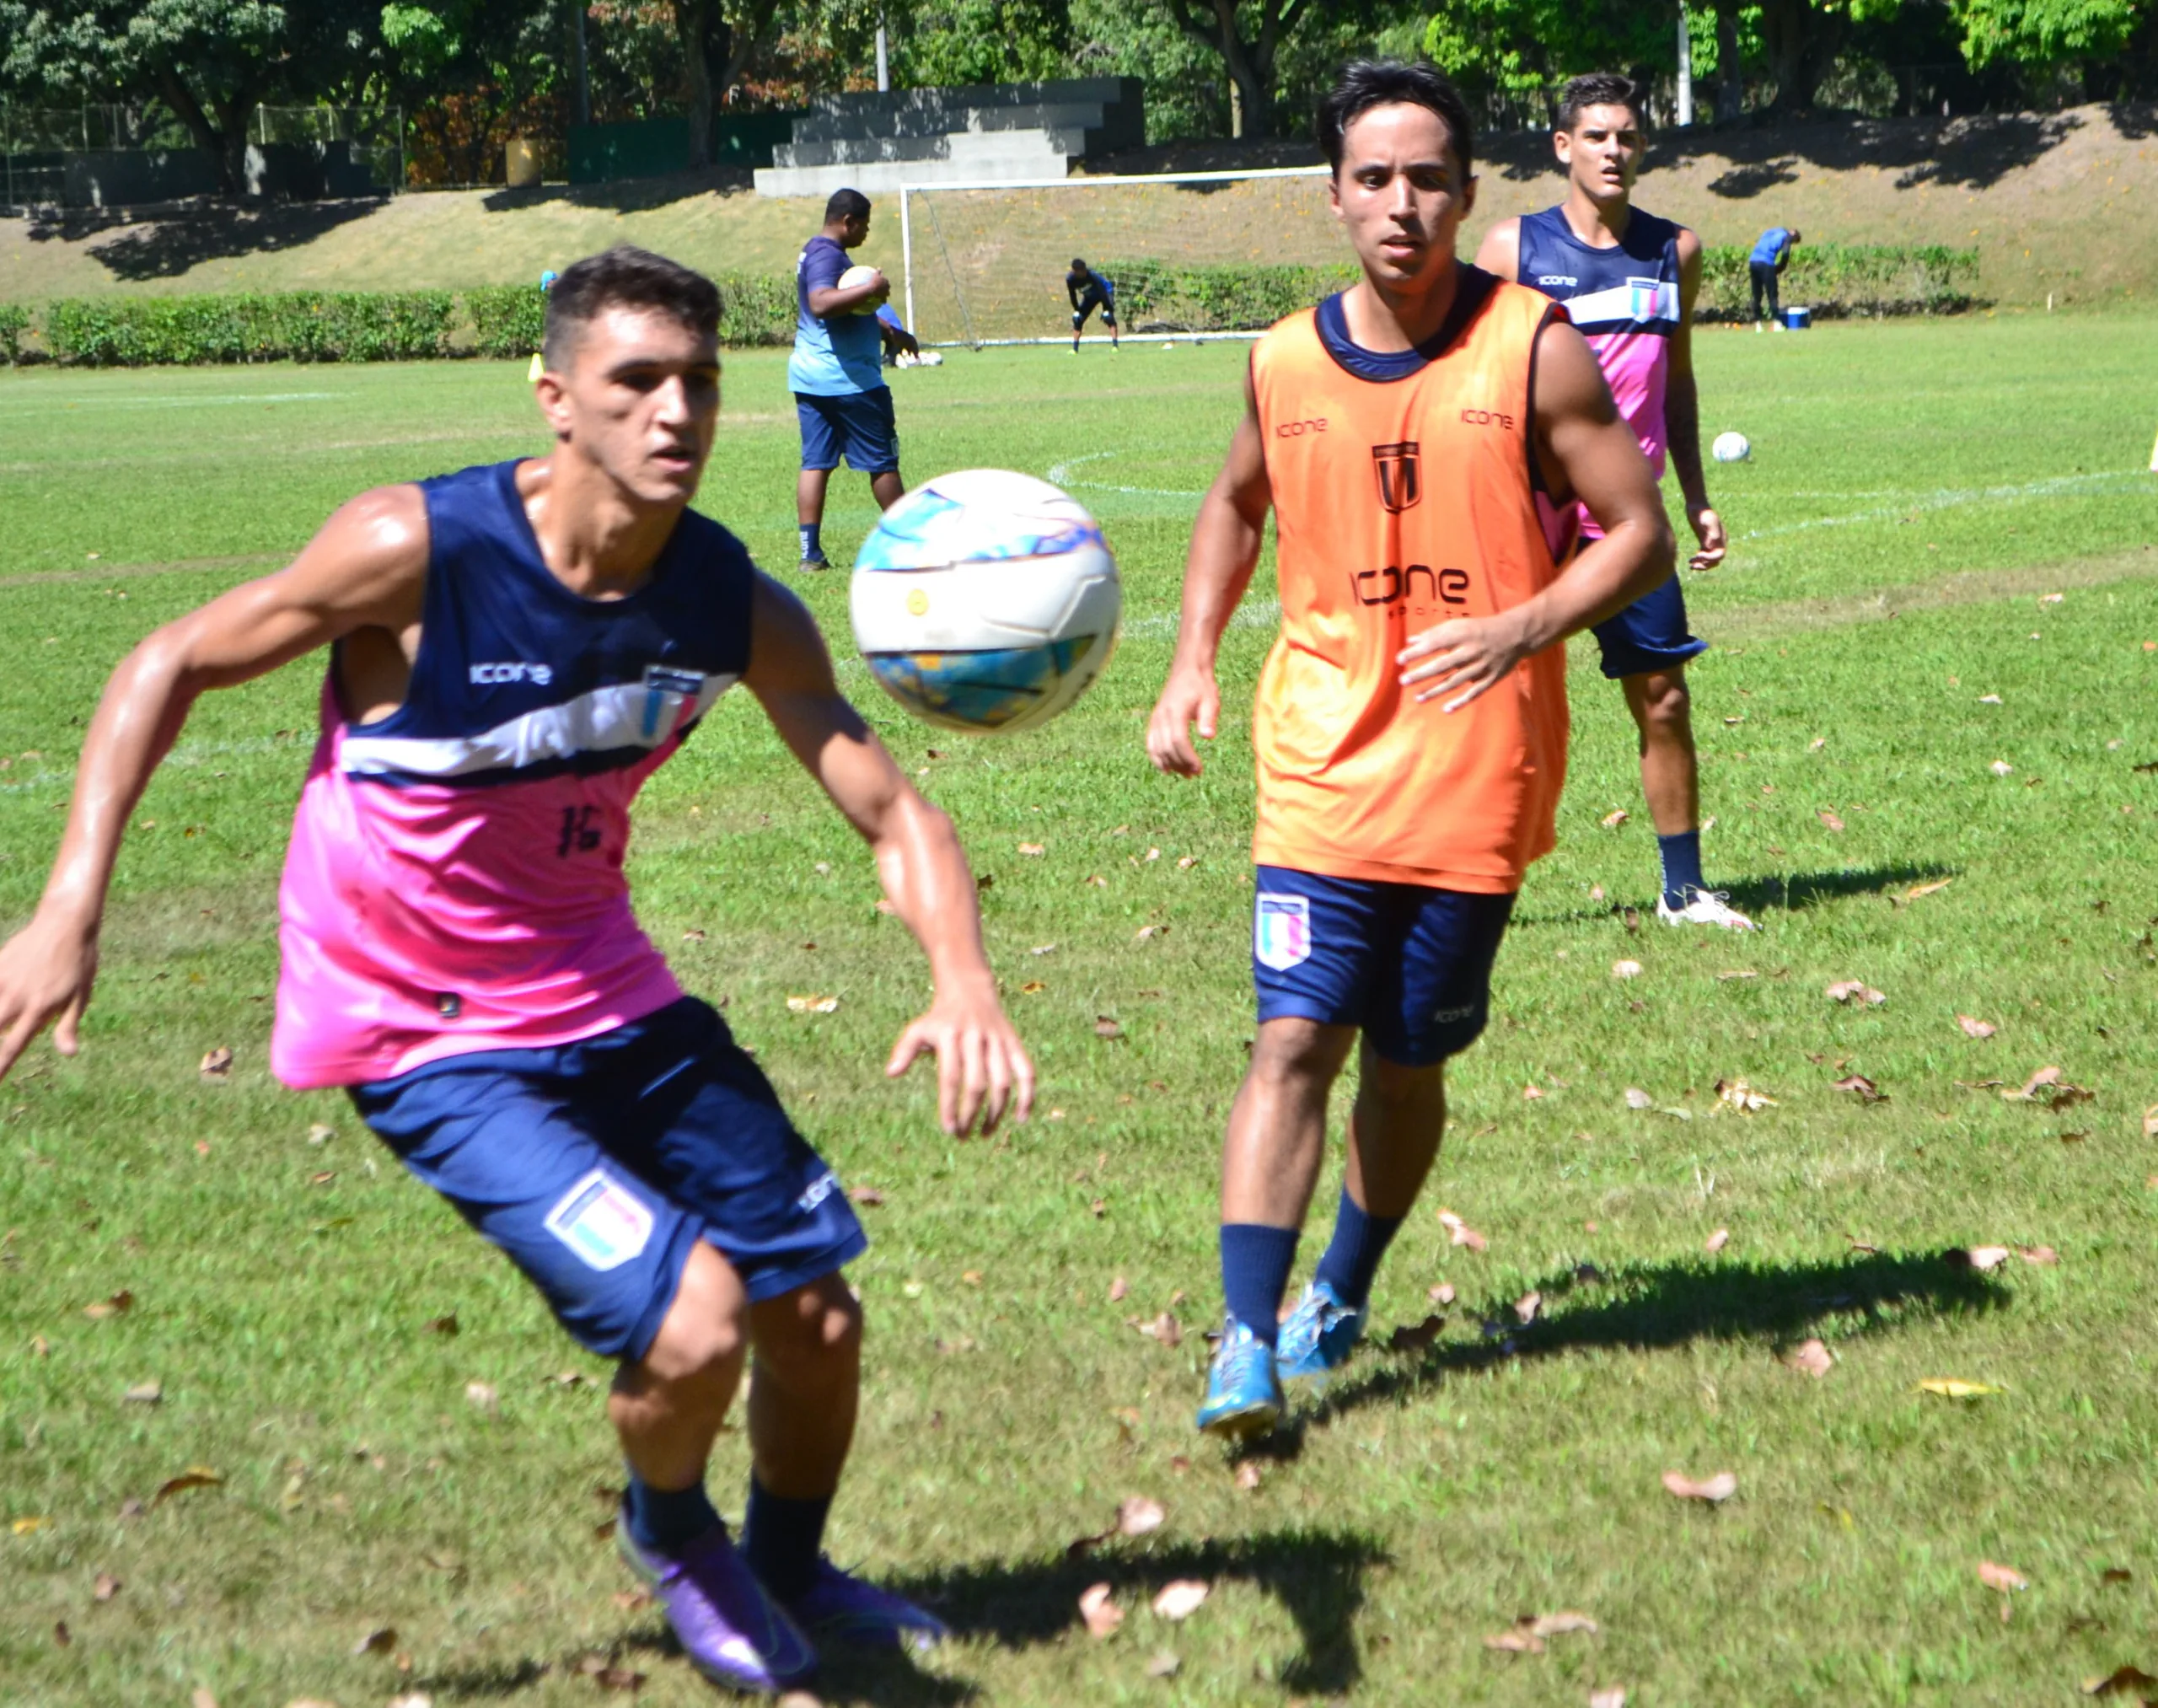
[743, 572, 1032, 1134]
[0, 487, 428, 1078]
[1398, 314, 1674, 709]
[1667, 228, 1726, 569]
[1472, 216, 1523, 282]
[1145, 366, 1272, 777]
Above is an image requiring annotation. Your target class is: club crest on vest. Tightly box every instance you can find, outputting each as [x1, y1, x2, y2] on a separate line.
[1371, 442, 1422, 513]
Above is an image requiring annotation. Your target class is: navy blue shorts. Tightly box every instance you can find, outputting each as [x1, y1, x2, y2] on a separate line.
[1072, 288, 1116, 330]
[1252, 867, 1517, 1067]
[796, 387, 899, 475]
[349, 997, 867, 1362]
[1591, 570, 1708, 680]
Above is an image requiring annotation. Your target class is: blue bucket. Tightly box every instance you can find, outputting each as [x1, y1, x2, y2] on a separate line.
[1784, 306, 1812, 330]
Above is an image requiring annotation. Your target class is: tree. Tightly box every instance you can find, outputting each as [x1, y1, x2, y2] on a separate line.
[672, 0, 783, 165]
[1423, 0, 1676, 126]
[1951, 0, 2143, 67]
[0, 0, 377, 191]
[1148, 0, 1335, 137]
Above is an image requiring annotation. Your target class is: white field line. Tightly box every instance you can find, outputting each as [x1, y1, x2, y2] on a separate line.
[1738, 469, 2151, 541]
[0, 392, 343, 415]
[1047, 450, 1206, 499]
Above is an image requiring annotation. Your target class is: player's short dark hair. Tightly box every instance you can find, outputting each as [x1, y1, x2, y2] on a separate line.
[1071, 257, 1087, 271]
[1556, 73, 1645, 132]
[542, 244, 721, 368]
[825, 187, 872, 224]
[1318, 60, 1475, 182]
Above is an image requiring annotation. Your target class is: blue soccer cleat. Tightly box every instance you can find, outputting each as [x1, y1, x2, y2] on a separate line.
[1195, 1319, 1284, 1438]
[1275, 1281, 1368, 1380]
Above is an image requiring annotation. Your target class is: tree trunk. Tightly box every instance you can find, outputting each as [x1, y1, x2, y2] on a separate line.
[153, 60, 241, 194]
[674, 0, 719, 169]
[1211, 0, 1269, 138]
[1757, 0, 1842, 114]
[1715, 3, 1743, 122]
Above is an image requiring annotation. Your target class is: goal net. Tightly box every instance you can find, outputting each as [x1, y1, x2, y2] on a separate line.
[899, 167, 1354, 349]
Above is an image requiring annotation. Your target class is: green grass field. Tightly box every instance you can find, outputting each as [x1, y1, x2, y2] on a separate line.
[3, 314, 2158, 1708]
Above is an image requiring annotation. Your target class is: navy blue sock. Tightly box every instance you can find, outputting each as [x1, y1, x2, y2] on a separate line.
[1312, 1187, 1404, 1310]
[1657, 829, 1706, 906]
[622, 1468, 721, 1557]
[1220, 1222, 1300, 1347]
[798, 521, 823, 561]
[742, 1476, 832, 1602]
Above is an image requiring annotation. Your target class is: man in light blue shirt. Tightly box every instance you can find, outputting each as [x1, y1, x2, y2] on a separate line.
[1748, 225, 1800, 325]
[792, 188, 916, 570]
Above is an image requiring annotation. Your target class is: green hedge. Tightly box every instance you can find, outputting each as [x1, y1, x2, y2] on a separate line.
[1099, 244, 1979, 332]
[0, 278, 800, 367]
[1695, 243, 1979, 320]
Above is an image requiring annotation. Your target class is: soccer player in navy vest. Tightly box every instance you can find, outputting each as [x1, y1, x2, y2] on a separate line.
[792, 189, 917, 570]
[1477, 73, 1754, 930]
[0, 246, 1030, 1695]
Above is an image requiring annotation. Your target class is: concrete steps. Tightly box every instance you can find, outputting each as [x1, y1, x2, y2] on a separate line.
[754, 78, 1143, 198]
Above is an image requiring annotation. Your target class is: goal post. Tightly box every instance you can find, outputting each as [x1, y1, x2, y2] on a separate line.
[898, 165, 1350, 350]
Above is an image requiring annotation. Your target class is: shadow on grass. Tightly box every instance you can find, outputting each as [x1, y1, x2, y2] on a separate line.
[30, 199, 389, 281]
[1518, 860, 1957, 927]
[1259, 1249, 2008, 1454]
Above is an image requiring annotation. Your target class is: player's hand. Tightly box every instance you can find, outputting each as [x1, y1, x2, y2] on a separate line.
[0, 906, 99, 1083]
[1398, 610, 1532, 712]
[1688, 505, 1727, 572]
[866, 270, 892, 306]
[885, 977, 1035, 1136]
[1146, 663, 1219, 778]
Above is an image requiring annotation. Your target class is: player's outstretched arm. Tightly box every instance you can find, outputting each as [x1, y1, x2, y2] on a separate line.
[742, 572, 1033, 1136]
[1398, 315, 1673, 711]
[1667, 228, 1727, 571]
[1146, 370, 1272, 778]
[0, 486, 428, 1082]
[1472, 216, 1523, 282]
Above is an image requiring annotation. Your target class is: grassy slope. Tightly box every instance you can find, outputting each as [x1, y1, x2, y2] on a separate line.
[0, 317, 2156, 1705]
[2, 104, 2154, 309]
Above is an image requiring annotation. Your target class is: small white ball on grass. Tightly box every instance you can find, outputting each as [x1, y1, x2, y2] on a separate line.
[1712, 431, 1752, 464]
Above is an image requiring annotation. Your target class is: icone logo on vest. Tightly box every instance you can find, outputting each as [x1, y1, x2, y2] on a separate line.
[470, 662, 554, 686]
[1352, 564, 1471, 609]
[1459, 407, 1515, 430]
[1274, 417, 1328, 438]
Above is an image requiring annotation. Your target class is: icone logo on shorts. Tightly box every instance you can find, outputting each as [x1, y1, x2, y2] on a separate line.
[1254, 892, 1312, 971]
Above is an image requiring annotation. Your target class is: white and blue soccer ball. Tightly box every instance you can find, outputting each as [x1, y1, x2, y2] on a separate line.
[850, 470, 1120, 735]
[1712, 431, 1752, 464]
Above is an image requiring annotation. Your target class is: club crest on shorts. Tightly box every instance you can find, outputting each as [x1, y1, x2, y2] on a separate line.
[544, 1168, 655, 1271]
[1254, 892, 1313, 971]
[1372, 441, 1421, 514]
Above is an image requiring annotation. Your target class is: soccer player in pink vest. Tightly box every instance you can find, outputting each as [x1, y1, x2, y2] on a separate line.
[0, 245, 1033, 1696]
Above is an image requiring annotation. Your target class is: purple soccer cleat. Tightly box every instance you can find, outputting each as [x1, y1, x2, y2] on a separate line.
[782, 1559, 948, 1655]
[619, 1520, 819, 1695]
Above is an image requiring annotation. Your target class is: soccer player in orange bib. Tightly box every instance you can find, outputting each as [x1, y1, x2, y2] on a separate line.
[1146, 60, 1675, 1437]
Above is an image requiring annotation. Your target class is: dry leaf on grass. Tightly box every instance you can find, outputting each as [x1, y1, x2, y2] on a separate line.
[1783, 1339, 1833, 1378]
[199, 1047, 233, 1079]
[1611, 959, 1642, 980]
[1590, 1689, 1628, 1708]
[191, 1692, 220, 1708]
[1530, 1611, 1600, 1636]
[1716, 969, 1758, 983]
[2019, 1245, 2060, 1265]
[1151, 1580, 1209, 1620]
[2004, 1065, 2064, 1101]
[1661, 1469, 1737, 1503]
[388, 1695, 434, 1708]
[1833, 1073, 1887, 1104]
[785, 994, 840, 1014]
[464, 1381, 497, 1412]
[1826, 980, 1885, 1006]
[1079, 1582, 1124, 1638]
[1234, 1462, 1262, 1491]
[83, 1289, 134, 1320]
[1146, 1649, 1182, 1678]
[1957, 1015, 1998, 1039]
[1978, 1560, 2029, 1593]
[1715, 1077, 1776, 1113]
[1118, 1496, 1165, 1538]
[424, 1313, 459, 1337]
[1818, 808, 1846, 832]
[1989, 760, 2015, 777]
[845, 1185, 884, 1207]
[353, 1625, 398, 1657]
[93, 1572, 121, 1602]
[2084, 1664, 2158, 1695]
[1017, 842, 1044, 856]
[1429, 1282, 1456, 1306]
[122, 1380, 162, 1405]
[151, 1467, 223, 1508]
[1624, 1087, 1653, 1109]
[2102, 1568, 2134, 1587]
[1094, 1017, 1126, 1041]
[1918, 1378, 2002, 1399]
[1513, 1290, 1543, 1324]
[1436, 1209, 1489, 1252]
[1135, 1312, 1182, 1348]
[1958, 1245, 2012, 1272]
[1704, 1228, 1731, 1254]
[1108, 1276, 1129, 1302]
[1484, 1629, 1544, 1655]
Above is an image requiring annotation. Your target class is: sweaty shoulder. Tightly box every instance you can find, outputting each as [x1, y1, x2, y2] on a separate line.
[309, 482, 431, 610]
[1474, 215, 1523, 279]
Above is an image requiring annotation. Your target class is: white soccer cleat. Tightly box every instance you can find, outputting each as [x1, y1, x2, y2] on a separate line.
[1657, 889, 1758, 931]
